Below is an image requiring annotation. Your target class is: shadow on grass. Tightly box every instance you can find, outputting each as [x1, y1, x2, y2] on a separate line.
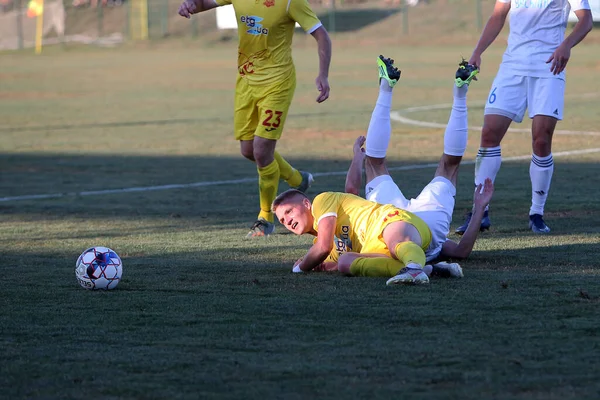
[2, 152, 600, 238]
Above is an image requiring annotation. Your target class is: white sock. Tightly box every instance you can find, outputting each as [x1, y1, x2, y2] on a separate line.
[474, 146, 502, 211]
[365, 81, 393, 158]
[453, 83, 468, 101]
[529, 153, 553, 216]
[444, 85, 469, 157]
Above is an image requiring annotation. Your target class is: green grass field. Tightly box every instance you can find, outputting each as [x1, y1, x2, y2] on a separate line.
[2, 33, 600, 399]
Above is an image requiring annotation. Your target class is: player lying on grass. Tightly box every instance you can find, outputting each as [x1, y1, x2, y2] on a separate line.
[272, 56, 494, 285]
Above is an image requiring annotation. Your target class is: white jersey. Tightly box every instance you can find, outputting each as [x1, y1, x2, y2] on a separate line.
[499, 0, 590, 78]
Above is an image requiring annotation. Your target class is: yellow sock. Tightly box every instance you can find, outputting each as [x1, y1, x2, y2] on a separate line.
[274, 151, 302, 187]
[394, 242, 426, 269]
[257, 160, 280, 222]
[349, 257, 405, 277]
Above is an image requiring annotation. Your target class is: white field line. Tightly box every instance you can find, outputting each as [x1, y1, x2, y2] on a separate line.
[2, 147, 600, 203]
[390, 102, 600, 136]
[3, 100, 600, 203]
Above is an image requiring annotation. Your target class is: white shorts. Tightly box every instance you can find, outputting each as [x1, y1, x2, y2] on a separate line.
[365, 175, 456, 262]
[484, 67, 565, 123]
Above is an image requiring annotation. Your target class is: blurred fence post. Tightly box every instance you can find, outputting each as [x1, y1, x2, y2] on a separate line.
[162, 0, 169, 36]
[15, 0, 24, 49]
[97, 3, 104, 39]
[402, 3, 408, 35]
[328, 0, 335, 34]
[476, 0, 483, 31]
[125, 0, 131, 39]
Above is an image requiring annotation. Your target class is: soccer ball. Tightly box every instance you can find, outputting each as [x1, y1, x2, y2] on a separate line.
[75, 246, 123, 290]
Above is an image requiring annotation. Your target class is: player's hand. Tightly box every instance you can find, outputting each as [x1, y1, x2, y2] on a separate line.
[292, 258, 304, 273]
[178, 0, 197, 18]
[473, 178, 494, 210]
[315, 75, 330, 103]
[353, 136, 366, 158]
[546, 43, 571, 75]
[469, 53, 482, 72]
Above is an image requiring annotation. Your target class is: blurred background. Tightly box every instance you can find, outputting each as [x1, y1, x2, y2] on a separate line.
[2, 0, 597, 51]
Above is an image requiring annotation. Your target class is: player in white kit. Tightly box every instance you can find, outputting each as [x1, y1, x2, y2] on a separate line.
[342, 57, 493, 283]
[455, 0, 593, 235]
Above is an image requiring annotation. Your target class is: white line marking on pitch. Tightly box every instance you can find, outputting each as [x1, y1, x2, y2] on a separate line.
[3, 100, 599, 203]
[2, 147, 600, 203]
[390, 102, 600, 136]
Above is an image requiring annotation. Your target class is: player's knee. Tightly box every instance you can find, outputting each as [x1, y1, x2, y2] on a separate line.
[252, 139, 277, 166]
[532, 136, 552, 155]
[435, 157, 460, 185]
[366, 156, 385, 168]
[239, 141, 255, 161]
[240, 147, 254, 161]
[480, 125, 503, 147]
[338, 253, 356, 275]
[253, 149, 274, 166]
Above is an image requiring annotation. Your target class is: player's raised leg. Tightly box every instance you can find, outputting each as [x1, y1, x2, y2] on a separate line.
[345, 55, 402, 200]
[364, 56, 401, 181]
[434, 59, 479, 186]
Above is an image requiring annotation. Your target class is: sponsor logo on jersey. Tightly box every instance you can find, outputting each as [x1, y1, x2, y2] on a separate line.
[513, 0, 551, 9]
[239, 60, 255, 75]
[240, 15, 269, 36]
[263, 0, 275, 7]
[333, 226, 353, 254]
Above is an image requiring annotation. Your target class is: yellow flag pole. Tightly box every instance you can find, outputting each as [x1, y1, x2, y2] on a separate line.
[34, 0, 44, 54]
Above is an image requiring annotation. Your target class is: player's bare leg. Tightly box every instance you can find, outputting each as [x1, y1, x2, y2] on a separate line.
[454, 60, 508, 235]
[528, 114, 557, 233]
[455, 114, 510, 235]
[241, 139, 313, 237]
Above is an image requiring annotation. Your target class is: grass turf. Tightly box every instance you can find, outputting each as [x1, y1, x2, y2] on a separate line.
[1, 35, 600, 399]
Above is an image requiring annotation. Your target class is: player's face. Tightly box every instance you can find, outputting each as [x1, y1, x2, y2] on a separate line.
[275, 199, 311, 235]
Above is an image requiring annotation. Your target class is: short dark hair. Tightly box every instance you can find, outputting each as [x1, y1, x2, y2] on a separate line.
[271, 189, 309, 212]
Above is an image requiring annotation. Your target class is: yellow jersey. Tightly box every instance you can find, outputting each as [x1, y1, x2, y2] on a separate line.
[312, 192, 432, 260]
[214, 0, 321, 85]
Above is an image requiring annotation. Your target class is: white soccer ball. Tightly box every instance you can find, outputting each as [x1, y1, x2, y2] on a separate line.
[75, 246, 123, 290]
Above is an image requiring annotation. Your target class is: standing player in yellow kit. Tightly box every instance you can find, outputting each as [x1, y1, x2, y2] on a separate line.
[179, 0, 332, 237]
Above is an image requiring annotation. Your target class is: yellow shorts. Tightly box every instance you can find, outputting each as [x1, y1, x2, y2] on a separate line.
[233, 74, 296, 141]
[360, 204, 432, 256]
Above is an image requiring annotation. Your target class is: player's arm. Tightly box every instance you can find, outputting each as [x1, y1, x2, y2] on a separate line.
[469, 0, 511, 68]
[547, 7, 593, 75]
[296, 258, 339, 272]
[288, 0, 332, 103]
[178, 0, 219, 18]
[294, 247, 339, 272]
[295, 216, 336, 272]
[345, 136, 366, 196]
[440, 179, 494, 259]
[311, 26, 332, 103]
